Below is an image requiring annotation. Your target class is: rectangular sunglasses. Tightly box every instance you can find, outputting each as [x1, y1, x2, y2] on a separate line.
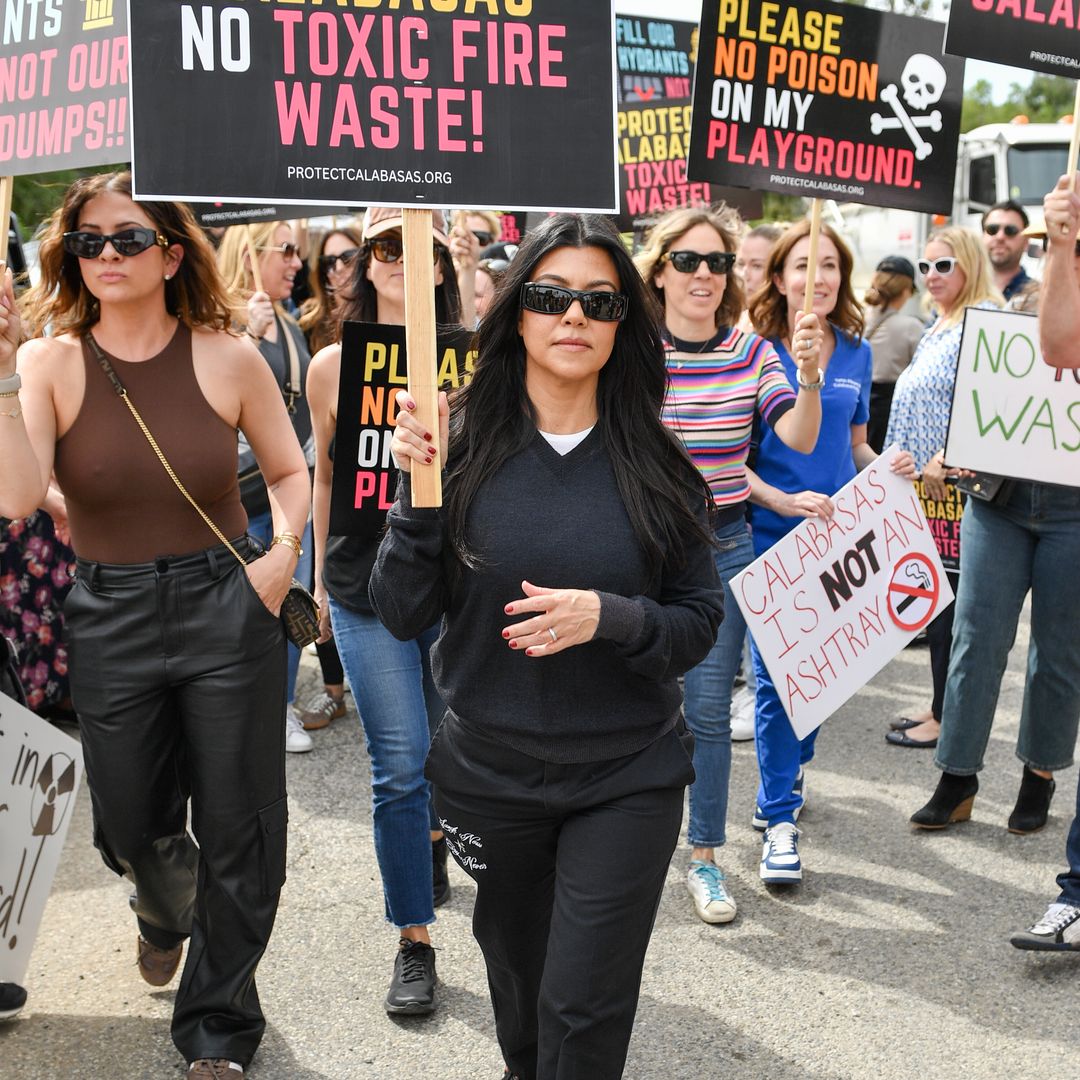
[369, 236, 443, 264]
[917, 257, 958, 276]
[664, 250, 736, 274]
[319, 248, 360, 274]
[62, 227, 169, 259]
[984, 223, 1021, 237]
[520, 283, 629, 322]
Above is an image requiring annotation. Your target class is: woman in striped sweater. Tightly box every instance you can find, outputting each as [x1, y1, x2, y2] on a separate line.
[635, 209, 824, 924]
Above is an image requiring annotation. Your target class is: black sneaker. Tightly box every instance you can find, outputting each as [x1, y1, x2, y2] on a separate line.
[1010, 902, 1080, 951]
[432, 837, 451, 908]
[384, 938, 436, 1014]
[0, 983, 27, 1021]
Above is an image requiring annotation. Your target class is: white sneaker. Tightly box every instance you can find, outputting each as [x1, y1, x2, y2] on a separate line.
[760, 822, 802, 883]
[285, 705, 313, 753]
[686, 860, 737, 923]
[730, 686, 756, 741]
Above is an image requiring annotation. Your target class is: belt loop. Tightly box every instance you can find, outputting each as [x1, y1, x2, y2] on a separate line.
[206, 546, 220, 581]
[89, 562, 101, 591]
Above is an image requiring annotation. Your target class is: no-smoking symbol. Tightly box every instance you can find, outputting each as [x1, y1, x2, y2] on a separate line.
[887, 552, 940, 632]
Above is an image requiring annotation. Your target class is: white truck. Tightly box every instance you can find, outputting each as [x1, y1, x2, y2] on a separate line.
[835, 120, 1072, 287]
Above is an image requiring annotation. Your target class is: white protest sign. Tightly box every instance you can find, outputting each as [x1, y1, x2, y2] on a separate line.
[0, 692, 83, 985]
[944, 307, 1080, 489]
[733, 449, 953, 739]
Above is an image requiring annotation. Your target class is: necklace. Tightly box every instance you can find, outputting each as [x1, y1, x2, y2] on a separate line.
[669, 329, 719, 368]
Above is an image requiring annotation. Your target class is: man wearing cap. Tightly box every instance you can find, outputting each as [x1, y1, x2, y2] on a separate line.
[981, 200, 1031, 302]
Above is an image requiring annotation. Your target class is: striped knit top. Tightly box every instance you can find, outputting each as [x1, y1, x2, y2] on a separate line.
[661, 327, 796, 514]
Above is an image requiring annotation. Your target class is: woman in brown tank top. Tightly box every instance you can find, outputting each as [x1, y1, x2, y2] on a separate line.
[0, 172, 310, 1080]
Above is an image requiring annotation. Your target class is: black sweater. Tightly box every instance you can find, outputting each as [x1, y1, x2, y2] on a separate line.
[368, 427, 724, 764]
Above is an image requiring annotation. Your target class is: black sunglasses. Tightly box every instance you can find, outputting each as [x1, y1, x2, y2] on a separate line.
[369, 236, 443, 264]
[319, 248, 360, 274]
[520, 282, 629, 322]
[984, 223, 1021, 238]
[471, 229, 494, 247]
[1041, 236, 1080, 257]
[917, 257, 959, 276]
[664, 250, 736, 274]
[259, 242, 302, 260]
[63, 227, 169, 259]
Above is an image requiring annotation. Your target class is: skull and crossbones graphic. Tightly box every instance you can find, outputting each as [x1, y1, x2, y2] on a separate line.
[869, 54, 947, 161]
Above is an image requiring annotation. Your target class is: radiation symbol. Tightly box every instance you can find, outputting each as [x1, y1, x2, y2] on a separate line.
[30, 753, 77, 837]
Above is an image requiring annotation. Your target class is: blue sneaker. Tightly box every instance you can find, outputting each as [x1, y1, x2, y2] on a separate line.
[760, 822, 802, 884]
[752, 768, 806, 831]
[686, 860, 737, 924]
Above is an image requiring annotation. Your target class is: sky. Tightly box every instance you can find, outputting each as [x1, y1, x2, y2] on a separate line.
[615, 0, 1034, 105]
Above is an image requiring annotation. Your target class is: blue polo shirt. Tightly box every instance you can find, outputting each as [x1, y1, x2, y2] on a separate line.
[750, 330, 872, 555]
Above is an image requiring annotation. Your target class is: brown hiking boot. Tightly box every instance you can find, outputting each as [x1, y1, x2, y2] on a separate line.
[136, 935, 182, 987]
[186, 1061, 243, 1079]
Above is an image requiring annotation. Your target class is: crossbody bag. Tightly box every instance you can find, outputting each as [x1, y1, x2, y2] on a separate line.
[86, 332, 320, 648]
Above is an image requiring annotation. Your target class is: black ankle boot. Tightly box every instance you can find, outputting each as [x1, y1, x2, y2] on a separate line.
[911, 771, 979, 830]
[1008, 766, 1055, 834]
[432, 837, 451, 908]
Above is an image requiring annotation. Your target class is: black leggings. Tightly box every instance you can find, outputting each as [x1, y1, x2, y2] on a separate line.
[66, 539, 287, 1067]
[927, 570, 960, 721]
[426, 714, 694, 1080]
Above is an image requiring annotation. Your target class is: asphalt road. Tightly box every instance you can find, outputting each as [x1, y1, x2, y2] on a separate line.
[3, 613, 1078, 1079]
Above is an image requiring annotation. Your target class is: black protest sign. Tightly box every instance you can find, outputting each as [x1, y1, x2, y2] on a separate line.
[329, 322, 474, 538]
[0, 0, 128, 176]
[945, 1, 1080, 79]
[615, 14, 763, 231]
[688, 0, 965, 214]
[915, 478, 963, 573]
[188, 202, 357, 229]
[129, 3, 617, 213]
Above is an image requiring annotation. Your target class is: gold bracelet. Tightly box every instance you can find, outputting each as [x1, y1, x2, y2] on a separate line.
[0, 389, 19, 398]
[271, 533, 302, 559]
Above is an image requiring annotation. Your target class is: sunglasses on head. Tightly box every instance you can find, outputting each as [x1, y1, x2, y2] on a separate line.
[368, 235, 443, 264]
[520, 282, 629, 322]
[664, 250, 736, 274]
[319, 248, 360, 274]
[917, 257, 959, 277]
[63, 227, 169, 259]
[984, 223, 1021, 238]
[1041, 236, 1080, 257]
[259, 241, 302, 260]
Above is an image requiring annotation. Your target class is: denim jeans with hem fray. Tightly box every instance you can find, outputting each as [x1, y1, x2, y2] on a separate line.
[936, 481, 1080, 777]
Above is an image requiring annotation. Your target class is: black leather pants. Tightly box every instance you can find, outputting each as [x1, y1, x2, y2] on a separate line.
[65, 539, 287, 1067]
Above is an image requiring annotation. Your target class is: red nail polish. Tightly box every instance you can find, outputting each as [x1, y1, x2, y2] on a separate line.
[428, 446, 437, 455]
[505, 605, 514, 614]
[501, 630, 510, 639]
[509, 640, 518, 649]
[422, 431, 433, 441]
[525, 648, 534, 657]
[407, 400, 416, 410]
[424, 456, 432, 464]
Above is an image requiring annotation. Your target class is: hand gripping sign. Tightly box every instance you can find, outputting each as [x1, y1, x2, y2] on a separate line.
[732, 448, 953, 739]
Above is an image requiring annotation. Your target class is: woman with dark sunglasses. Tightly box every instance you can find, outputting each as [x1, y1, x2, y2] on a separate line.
[306, 207, 462, 1018]
[884, 228, 1000, 754]
[908, 207, 1080, 835]
[633, 206, 823, 925]
[299, 224, 363, 354]
[369, 213, 724, 1080]
[746, 219, 915, 886]
[0, 172, 309, 1079]
[217, 221, 318, 754]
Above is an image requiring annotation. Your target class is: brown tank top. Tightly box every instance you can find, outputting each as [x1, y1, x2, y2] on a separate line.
[54, 322, 247, 563]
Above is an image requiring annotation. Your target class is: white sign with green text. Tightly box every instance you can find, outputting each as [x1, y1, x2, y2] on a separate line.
[945, 308, 1080, 489]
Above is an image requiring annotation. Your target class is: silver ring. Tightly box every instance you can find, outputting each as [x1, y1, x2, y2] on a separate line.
[548, 627, 558, 643]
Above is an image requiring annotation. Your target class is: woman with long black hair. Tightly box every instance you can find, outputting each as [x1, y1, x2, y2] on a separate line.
[370, 214, 725, 1080]
[0, 172, 309, 1078]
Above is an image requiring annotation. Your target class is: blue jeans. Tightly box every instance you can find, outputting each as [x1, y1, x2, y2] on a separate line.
[1059, 773, 1080, 904]
[683, 518, 753, 848]
[329, 599, 442, 928]
[246, 512, 313, 705]
[936, 482, 1080, 776]
[750, 636, 817, 826]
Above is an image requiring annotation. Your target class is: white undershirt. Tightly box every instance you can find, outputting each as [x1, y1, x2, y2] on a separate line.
[539, 426, 594, 455]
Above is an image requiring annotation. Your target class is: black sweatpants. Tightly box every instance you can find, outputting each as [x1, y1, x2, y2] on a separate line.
[425, 713, 695, 1080]
[65, 540, 287, 1067]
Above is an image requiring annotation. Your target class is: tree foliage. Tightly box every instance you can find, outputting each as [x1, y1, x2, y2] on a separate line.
[962, 74, 1076, 132]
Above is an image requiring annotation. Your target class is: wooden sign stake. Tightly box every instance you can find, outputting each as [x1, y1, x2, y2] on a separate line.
[402, 208, 441, 508]
[1068, 81, 1080, 197]
[245, 224, 265, 294]
[0, 175, 13, 269]
[803, 198, 823, 316]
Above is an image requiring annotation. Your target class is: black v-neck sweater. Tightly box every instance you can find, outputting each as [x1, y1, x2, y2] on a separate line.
[369, 428, 724, 764]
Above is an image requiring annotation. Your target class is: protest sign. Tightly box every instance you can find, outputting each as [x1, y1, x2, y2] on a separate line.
[944, 307, 1080, 489]
[915, 477, 963, 573]
[733, 450, 953, 738]
[0, 0, 128, 174]
[616, 13, 761, 230]
[129, 2, 619, 212]
[0, 691, 83, 984]
[188, 202, 356, 229]
[329, 321, 475, 537]
[944, 0, 1080, 79]
[687, 0, 965, 214]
